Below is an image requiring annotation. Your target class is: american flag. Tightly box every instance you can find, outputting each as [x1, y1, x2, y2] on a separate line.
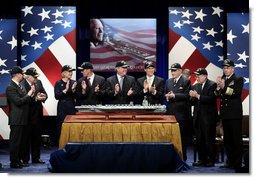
[227, 13, 249, 115]
[20, 6, 76, 116]
[168, 7, 249, 115]
[0, 19, 17, 140]
[90, 19, 156, 72]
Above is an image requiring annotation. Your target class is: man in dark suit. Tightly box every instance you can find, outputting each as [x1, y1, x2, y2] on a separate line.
[190, 68, 218, 167]
[137, 61, 164, 105]
[106, 61, 137, 104]
[6, 66, 35, 168]
[76, 62, 106, 105]
[165, 63, 191, 161]
[215, 59, 244, 171]
[20, 67, 47, 165]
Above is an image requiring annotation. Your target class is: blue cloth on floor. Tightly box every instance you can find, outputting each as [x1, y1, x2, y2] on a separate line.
[49, 142, 190, 173]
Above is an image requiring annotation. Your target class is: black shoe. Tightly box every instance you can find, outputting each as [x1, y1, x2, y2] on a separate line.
[21, 161, 30, 167]
[10, 162, 22, 169]
[32, 159, 45, 164]
[192, 160, 206, 167]
[220, 162, 234, 169]
[206, 161, 215, 167]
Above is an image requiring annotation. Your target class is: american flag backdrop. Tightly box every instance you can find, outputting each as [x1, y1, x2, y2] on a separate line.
[20, 6, 76, 116]
[90, 19, 156, 72]
[0, 19, 17, 140]
[227, 13, 249, 115]
[168, 7, 249, 115]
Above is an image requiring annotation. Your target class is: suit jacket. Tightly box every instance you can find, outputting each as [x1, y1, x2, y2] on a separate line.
[6, 80, 31, 125]
[106, 75, 137, 104]
[76, 74, 106, 105]
[165, 75, 191, 121]
[215, 73, 243, 120]
[21, 79, 48, 125]
[137, 75, 164, 105]
[191, 79, 218, 127]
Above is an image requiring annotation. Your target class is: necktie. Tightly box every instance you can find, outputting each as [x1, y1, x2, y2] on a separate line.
[199, 84, 202, 94]
[87, 78, 92, 88]
[173, 79, 177, 86]
[18, 84, 23, 90]
[119, 76, 124, 90]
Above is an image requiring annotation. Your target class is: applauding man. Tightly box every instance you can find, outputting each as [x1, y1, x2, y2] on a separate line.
[76, 62, 106, 105]
[106, 61, 137, 104]
[20, 67, 47, 165]
[137, 61, 164, 105]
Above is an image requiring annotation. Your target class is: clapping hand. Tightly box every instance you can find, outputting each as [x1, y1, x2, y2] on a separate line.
[72, 81, 77, 92]
[149, 84, 156, 94]
[95, 84, 100, 93]
[81, 80, 87, 90]
[127, 87, 133, 96]
[143, 80, 149, 90]
[216, 76, 225, 89]
[115, 83, 120, 93]
[36, 92, 47, 101]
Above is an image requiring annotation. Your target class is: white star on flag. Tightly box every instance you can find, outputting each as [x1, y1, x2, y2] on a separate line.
[7, 36, 17, 50]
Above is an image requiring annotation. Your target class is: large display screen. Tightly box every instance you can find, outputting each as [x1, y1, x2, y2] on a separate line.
[90, 18, 156, 72]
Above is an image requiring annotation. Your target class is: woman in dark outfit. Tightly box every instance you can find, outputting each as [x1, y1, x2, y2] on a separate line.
[54, 65, 77, 144]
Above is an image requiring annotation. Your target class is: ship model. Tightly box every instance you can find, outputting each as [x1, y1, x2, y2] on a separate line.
[105, 37, 156, 61]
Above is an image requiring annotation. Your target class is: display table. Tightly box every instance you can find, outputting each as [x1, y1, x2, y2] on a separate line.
[59, 114, 182, 157]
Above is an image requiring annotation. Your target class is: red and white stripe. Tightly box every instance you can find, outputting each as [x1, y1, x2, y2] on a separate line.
[0, 108, 10, 140]
[23, 29, 76, 116]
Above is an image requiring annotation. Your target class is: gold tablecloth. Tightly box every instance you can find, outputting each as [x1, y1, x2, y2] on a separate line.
[59, 115, 182, 157]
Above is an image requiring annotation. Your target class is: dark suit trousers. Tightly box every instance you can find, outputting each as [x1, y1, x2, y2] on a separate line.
[19, 124, 42, 162]
[178, 120, 188, 161]
[30, 124, 42, 161]
[196, 117, 216, 162]
[20, 125, 30, 162]
[9, 125, 25, 163]
[222, 119, 243, 168]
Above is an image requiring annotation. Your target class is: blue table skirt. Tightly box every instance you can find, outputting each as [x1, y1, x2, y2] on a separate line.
[49, 142, 189, 173]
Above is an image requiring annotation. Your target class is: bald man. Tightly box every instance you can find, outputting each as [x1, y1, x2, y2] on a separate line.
[90, 18, 104, 48]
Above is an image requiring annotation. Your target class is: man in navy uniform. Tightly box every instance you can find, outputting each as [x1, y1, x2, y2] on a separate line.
[215, 59, 244, 171]
[54, 65, 77, 144]
[165, 63, 191, 161]
[6, 66, 35, 168]
[190, 68, 218, 167]
[137, 61, 164, 105]
[106, 61, 137, 104]
[20, 67, 47, 165]
[76, 62, 106, 105]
